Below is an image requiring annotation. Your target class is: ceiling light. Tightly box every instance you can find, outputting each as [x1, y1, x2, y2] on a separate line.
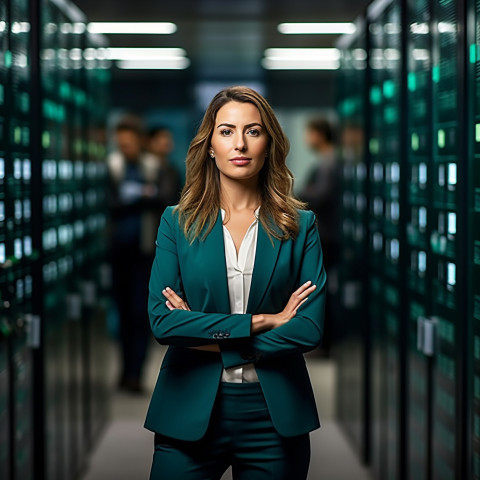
[262, 58, 339, 70]
[278, 22, 356, 35]
[265, 48, 340, 61]
[117, 58, 190, 70]
[104, 47, 187, 60]
[87, 22, 177, 35]
[262, 48, 340, 69]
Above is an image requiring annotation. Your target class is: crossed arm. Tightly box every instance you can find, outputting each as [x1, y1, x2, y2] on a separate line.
[162, 280, 318, 352]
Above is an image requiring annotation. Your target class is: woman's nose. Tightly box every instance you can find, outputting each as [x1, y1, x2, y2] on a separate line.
[234, 134, 246, 151]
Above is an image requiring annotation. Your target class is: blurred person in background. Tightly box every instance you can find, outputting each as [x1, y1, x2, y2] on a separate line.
[148, 125, 182, 210]
[107, 115, 171, 393]
[299, 117, 341, 357]
[145, 86, 326, 480]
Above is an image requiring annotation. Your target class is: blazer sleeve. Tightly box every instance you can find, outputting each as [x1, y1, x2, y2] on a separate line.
[220, 211, 327, 368]
[148, 207, 252, 346]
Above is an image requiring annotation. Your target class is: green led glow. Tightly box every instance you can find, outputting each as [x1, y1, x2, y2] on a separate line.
[384, 106, 398, 123]
[432, 65, 440, 83]
[476, 124, 480, 142]
[14, 126, 21, 144]
[408, 72, 416, 91]
[411, 133, 419, 151]
[438, 129, 445, 148]
[42, 131, 51, 149]
[383, 80, 395, 98]
[470, 44, 477, 64]
[370, 86, 382, 105]
[369, 138, 379, 154]
[60, 81, 71, 99]
[0, 84, 3, 104]
[4, 51, 12, 68]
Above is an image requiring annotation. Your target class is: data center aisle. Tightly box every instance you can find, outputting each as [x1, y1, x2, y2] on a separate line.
[82, 344, 372, 480]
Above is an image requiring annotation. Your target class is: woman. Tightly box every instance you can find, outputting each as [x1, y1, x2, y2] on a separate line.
[145, 86, 327, 479]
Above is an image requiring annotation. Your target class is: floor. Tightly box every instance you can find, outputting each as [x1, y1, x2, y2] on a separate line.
[82, 342, 372, 480]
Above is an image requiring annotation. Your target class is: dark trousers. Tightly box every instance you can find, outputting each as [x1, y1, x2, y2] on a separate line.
[111, 242, 152, 384]
[150, 382, 311, 480]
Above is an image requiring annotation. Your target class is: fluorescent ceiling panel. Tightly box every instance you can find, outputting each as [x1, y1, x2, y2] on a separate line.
[262, 58, 339, 70]
[278, 22, 356, 35]
[87, 22, 177, 34]
[102, 47, 187, 60]
[117, 58, 190, 69]
[265, 48, 340, 61]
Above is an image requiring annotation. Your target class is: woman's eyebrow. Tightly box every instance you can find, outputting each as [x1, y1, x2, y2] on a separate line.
[216, 122, 263, 129]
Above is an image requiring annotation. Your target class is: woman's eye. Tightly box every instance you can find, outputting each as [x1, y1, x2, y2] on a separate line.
[247, 129, 260, 136]
[220, 129, 232, 136]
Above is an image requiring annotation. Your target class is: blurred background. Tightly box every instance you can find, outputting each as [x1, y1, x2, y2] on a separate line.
[0, 0, 478, 479]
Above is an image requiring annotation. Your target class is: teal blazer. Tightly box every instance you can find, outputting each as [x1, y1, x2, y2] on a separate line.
[144, 205, 327, 441]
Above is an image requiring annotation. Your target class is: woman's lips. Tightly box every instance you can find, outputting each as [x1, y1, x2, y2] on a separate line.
[230, 157, 251, 166]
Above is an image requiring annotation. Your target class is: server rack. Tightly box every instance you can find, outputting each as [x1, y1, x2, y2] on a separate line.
[404, 0, 433, 478]
[0, 0, 111, 478]
[8, 0, 35, 477]
[466, 0, 480, 477]
[336, 17, 370, 464]
[336, 0, 470, 478]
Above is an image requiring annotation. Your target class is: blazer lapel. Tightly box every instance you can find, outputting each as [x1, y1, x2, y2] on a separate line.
[202, 210, 231, 314]
[246, 220, 282, 314]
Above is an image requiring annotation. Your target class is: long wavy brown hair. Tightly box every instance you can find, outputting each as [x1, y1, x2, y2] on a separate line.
[175, 86, 306, 242]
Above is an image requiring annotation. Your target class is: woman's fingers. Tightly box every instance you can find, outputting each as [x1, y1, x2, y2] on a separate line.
[292, 280, 312, 296]
[162, 287, 190, 310]
[296, 284, 316, 300]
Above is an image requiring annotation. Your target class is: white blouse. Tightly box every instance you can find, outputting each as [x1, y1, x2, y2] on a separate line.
[220, 207, 260, 383]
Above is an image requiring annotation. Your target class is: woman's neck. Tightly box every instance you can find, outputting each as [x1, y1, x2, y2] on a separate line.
[219, 174, 261, 212]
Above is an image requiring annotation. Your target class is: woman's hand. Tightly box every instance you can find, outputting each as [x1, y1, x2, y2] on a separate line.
[162, 287, 219, 352]
[162, 287, 191, 311]
[251, 280, 317, 333]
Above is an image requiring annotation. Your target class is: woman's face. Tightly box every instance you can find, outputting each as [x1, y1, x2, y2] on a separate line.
[210, 101, 269, 184]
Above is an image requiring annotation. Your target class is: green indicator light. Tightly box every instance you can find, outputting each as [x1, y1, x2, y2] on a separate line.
[470, 44, 477, 64]
[369, 138, 379, 154]
[438, 129, 445, 148]
[14, 126, 22, 144]
[384, 106, 398, 123]
[432, 65, 440, 83]
[4, 51, 12, 68]
[408, 72, 416, 91]
[476, 123, 480, 142]
[60, 81, 71, 99]
[383, 80, 395, 98]
[370, 86, 382, 105]
[412, 133, 419, 151]
[42, 131, 51, 149]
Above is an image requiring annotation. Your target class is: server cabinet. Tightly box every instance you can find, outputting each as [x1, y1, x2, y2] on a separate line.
[405, 0, 433, 478]
[367, 1, 406, 478]
[467, 0, 480, 477]
[337, 0, 470, 478]
[0, 0, 10, 474]
[9, 0, 35, 477]
[429, 1, 465, 478]
[0, 0, 110, 478]
[336, 18, 370, 463]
